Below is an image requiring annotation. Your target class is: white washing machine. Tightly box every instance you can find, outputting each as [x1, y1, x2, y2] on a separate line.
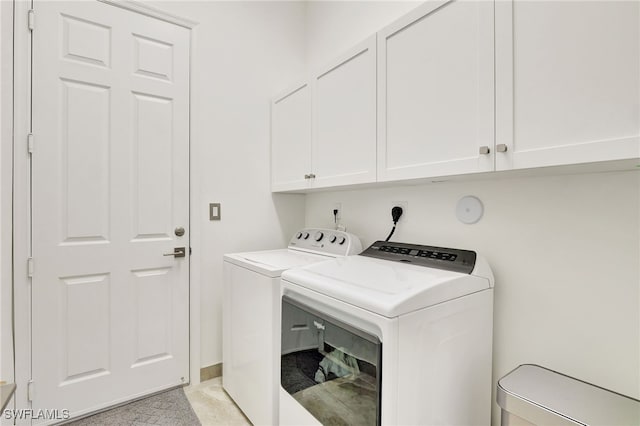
[222, 228, 362, 426]
[280, 240, 494, 426]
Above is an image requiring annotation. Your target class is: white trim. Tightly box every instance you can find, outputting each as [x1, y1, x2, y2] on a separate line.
[13, 0, 33, 417]
[98, 0, 199, 29]
[187, 24, 201, 386]
[0, 0, 16, 397]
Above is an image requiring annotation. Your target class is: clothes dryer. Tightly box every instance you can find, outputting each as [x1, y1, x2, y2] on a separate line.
[280, 240, 494, 425]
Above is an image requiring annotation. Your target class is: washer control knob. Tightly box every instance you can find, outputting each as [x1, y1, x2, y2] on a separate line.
[296, 232, 303, 239]
[338, 236, 346, 245]
[329, 235, 337, 243]
[314, 231, 324, 242]
[303, 232, 310, 240]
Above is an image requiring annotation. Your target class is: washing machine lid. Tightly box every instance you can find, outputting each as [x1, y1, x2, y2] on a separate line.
[281, 254, 492, 317]
[223, 249, 333, 277]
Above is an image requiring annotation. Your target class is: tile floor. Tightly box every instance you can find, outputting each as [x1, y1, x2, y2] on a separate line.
[184, 378, 251, 426]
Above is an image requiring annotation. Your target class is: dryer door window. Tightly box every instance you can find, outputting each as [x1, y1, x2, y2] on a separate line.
[281, 296, 382, 426]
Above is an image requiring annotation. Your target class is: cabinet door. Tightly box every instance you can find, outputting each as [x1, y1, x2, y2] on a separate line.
[377, 1, 495, 182]
[312, 36, 377, 188]
[495, 1, 640, 171]
[271, 83, 312, 192]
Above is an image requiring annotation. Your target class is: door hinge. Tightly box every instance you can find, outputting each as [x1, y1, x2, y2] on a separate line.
[27, 380, 34, 402]
[27, 257, 34, 278]
[27, 9, 34, 32]
[27, 133, 34, 155]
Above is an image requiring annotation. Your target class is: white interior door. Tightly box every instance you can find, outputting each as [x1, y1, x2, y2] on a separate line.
[31, 1, 190, 419]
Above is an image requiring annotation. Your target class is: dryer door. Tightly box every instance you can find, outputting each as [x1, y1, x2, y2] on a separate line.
[281, 296, 382, 426]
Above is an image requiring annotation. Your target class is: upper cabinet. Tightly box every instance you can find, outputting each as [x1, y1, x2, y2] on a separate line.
[495, 0, 640, 170]
[271, 83, 312, 192]
[377, 0, 495, 182]
[271, 37, 377, 192]
[312, 36, 377, 189]
[271, 0, 640, 193]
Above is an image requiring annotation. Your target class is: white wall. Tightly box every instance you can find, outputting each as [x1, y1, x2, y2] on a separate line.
[0, 0, 14, 388]
[148, 0, 419, 375]
[306, 171, 640, 423]
[150, 1, 307, 369]
[305, 1, 419, 70]
[303, 2, 640, 424]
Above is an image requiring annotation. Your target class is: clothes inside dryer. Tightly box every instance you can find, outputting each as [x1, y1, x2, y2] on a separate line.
[281, 297, 381, 426]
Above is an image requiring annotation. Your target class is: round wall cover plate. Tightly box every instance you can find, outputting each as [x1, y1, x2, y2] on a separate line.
[456, 196, 484, 224]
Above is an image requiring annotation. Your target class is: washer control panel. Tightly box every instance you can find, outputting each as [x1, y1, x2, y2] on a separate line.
[360, 241, 476, 274]
[288, 228, 361, 256]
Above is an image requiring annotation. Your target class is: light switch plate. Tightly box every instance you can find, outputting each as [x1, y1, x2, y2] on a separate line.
[209, 203, 221, 221]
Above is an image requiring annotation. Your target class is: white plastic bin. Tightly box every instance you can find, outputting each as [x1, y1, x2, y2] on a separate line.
[497, 364, 640, 426]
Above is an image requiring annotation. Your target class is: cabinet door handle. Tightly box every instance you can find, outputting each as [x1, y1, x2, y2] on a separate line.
[479, 146, 490, 155]
[308, 174, 316, 179]
[304, 174, 310, 179]
[496, 144, 508, 153]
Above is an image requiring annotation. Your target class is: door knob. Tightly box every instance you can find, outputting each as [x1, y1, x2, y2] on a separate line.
[163, 247, 186, 258]
[175, 227, 185, 237]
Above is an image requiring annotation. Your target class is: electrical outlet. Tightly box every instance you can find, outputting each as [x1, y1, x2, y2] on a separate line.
[390, 201, 408, 223]
[332, 202, 342, 222]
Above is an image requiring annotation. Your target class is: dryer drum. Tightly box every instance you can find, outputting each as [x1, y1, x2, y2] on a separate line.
[281, 297, 382, 426]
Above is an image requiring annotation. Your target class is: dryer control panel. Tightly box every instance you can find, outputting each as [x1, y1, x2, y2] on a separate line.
[288, 228, 362, 257]
[360, 241, 476, 274]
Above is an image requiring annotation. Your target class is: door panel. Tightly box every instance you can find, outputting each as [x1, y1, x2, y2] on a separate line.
[132, 268, 172, 365]
[62, 14, 111, 67]
[133, 92, 174, 240]
[32, 1, 190, 418]
[271, 83, 312, 192]
[312, 36, 377, 188]
[61, 80, 110, 243]
[495, 0, 640, 170]
[61, 273, 111, 383]
[133, 34, 174, 81]
[377, 0, 495, 181]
